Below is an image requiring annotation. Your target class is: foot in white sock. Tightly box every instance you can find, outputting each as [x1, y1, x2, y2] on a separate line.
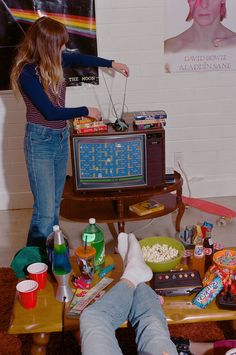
[121, 233, 152, 287]
[117, 233, 128, 264]
[128, 233, 144, 258]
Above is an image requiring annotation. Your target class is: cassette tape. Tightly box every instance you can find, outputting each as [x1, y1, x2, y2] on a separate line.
[152, 269, 203, 296]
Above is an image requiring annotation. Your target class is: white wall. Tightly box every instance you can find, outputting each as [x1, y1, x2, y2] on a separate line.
[0, 0, 236, 210]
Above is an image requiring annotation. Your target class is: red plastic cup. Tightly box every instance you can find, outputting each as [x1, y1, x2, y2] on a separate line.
[27, 262, 48, 290]
[16, 280, 38, 309]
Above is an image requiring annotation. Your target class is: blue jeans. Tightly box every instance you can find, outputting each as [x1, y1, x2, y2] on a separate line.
[80, 282, 178, 355]
[24, 123, 69, 246]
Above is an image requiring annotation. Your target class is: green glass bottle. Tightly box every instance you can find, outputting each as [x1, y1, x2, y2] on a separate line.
[82, 218, 105, 269]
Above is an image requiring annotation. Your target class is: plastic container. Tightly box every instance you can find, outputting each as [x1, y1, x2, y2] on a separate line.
[213, 249, 236, 271]
[75, 246, 96, 282]
[82, 218, 105, 269]
[192, 242, 205, 278]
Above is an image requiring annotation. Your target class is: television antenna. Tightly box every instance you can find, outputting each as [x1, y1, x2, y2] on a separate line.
[101, 71, 129, 131]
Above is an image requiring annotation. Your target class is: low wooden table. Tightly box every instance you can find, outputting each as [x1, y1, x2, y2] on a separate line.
[9, 254, 236, 354]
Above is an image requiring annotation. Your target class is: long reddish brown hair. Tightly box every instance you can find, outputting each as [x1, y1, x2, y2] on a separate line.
[186, 0, 226, 22]
[11, 16, 69, 98]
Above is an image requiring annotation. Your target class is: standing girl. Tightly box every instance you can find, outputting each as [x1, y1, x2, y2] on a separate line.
[11, 16, 129, 249]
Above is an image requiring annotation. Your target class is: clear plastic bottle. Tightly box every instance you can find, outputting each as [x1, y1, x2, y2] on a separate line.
[192, 242, 205, 278]
[82, 218, 105, 269]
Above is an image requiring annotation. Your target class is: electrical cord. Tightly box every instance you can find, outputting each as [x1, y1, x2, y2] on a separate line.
[130, 161, 192, 236]
[177, 161, 192, 198]
[61, 296, 67, 354]
[130, 218, 155, 235]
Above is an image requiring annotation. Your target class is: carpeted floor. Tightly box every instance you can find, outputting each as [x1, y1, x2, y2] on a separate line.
[0, 267, 234, 355]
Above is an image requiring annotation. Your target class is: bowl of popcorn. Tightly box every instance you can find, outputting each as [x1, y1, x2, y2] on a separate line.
[139, 236, 185, 272]
[213, 249, 236, 271]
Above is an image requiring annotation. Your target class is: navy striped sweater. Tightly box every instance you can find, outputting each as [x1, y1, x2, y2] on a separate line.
[19, 50, 113, 129]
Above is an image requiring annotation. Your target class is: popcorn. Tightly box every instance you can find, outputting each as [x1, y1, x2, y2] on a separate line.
[141, 243, 179, 263]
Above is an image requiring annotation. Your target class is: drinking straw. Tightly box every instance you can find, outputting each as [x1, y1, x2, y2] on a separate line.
[84, 235, 87, 253]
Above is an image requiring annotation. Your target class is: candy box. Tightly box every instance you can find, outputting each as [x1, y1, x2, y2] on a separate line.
[192, 276, 223, 308]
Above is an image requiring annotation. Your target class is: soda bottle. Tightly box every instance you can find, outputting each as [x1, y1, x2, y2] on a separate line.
[192, 243, 205, 278]
[82, 218, 105, 269]
[203, 233, 214, 272]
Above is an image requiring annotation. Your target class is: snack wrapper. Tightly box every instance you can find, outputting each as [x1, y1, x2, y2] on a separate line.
[202, 265, 218, 287]
[192, 276, 223, 308]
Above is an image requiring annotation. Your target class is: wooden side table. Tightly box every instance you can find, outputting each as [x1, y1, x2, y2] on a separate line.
[60, 171, 185, 239]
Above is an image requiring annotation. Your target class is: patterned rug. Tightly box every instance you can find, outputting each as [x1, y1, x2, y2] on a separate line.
[0, 267, 233, 355]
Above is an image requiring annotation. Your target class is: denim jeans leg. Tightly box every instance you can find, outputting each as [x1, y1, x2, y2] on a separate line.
[128, 283, 178, 355]
[53, 129, 68, 225]
[80, 282, 134, 355]
[24, 123, 68, 246]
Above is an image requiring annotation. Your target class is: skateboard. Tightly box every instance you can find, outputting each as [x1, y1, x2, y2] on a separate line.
[182, 196, 236, 226]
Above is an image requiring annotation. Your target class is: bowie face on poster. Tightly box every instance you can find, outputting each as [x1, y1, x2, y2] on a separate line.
[164, 0, 236, 73]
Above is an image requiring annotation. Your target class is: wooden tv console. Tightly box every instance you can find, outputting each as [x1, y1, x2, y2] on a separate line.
[60, 171, 185, 239]
[60, 117, 185, 238]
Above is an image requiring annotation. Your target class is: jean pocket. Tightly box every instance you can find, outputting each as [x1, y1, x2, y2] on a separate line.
[29, 131, 52, 143]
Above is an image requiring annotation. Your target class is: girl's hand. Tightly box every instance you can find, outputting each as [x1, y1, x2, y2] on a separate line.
[112, 61, 129, 77]
[87, 107, 102, 121]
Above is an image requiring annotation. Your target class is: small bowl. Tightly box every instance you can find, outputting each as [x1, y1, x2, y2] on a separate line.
[139, 236, 185, 272]
[213, 249, 236, 271]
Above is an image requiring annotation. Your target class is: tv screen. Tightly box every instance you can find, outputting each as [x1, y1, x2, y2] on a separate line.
[72, 134, 147, 190]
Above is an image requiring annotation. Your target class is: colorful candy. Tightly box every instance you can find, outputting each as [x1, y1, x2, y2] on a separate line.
[192, 276, 223, 308]
[215, 250, 236, 267]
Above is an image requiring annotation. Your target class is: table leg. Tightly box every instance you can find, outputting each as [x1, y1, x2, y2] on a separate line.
[231, 320, 236, 336]
[118, 221, 125, 233]
[175, 186, 185, 232]
[175, 202, 185, 232]
[31, 332, 50, 355]
[107, 223, 118, 240]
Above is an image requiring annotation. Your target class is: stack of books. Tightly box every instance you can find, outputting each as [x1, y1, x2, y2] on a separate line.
[73, 117, 108, 134]
[133, 110, 167, 130]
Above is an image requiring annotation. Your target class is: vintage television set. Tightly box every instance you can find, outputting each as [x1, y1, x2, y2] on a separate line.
[70, 120, 165, 193]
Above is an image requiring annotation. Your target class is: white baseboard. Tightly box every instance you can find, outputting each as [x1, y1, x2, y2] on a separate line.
[0, 192, 33, 210]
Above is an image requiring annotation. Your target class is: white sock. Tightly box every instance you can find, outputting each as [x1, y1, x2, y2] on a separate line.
[117, 233, 129, 265]
[121, 233, 152, 287]
[127, 233, 144, 259]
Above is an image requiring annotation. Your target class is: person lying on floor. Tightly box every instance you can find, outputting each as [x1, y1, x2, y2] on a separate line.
[79, 232, 178, 355]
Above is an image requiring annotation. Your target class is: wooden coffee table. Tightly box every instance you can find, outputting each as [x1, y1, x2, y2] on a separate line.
[9, 253, 236, 354]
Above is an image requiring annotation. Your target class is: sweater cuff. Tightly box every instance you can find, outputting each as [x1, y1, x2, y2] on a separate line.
[81, 106, 89, 116]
